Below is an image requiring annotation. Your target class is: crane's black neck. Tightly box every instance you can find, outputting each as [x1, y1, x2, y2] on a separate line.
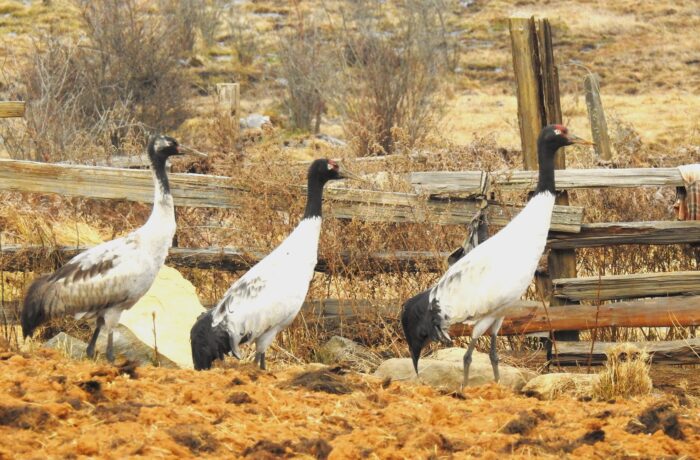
[534, 138, 557, 195]
[304, 174, 325, 219]
[149, 154, 171, 196]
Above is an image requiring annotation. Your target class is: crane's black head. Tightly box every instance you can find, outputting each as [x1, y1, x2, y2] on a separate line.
[190, 309, 232, 371]
[308, 158, 346, 184]
[538, 124, 593, 153]
[400, 289, 452, 374]
[147, 134, 181, 162]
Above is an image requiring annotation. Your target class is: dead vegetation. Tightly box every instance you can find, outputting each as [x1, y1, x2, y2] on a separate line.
[0, 349, 697, 458]
[592, 343, 653, 401]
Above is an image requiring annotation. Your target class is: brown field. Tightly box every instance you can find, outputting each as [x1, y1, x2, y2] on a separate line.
[0, 349, 698, 459]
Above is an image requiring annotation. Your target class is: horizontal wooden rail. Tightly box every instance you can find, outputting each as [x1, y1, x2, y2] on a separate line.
[550, 339, 700, 366]
[0, 159, 243, 208]
[552, 271, 700, 301]
[0, 101, 25, 118]
[411, 167, 685, 195]
[0, 159, 583, 232]
[0, 245, 449, 274]
[448, 296, 700, 336]
[547, 221, 700, 249]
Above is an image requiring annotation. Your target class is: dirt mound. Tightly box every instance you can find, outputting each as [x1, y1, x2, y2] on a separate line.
[0, 349, 698, 458]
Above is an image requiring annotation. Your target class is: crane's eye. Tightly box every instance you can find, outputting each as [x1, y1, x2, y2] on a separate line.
[554, 129, 561, 136]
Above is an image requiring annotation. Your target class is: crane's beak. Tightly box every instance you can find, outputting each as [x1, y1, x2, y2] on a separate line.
[338, 168, 372, 185]
[176, 144, 208, 157]
[567, 133, 595, 146]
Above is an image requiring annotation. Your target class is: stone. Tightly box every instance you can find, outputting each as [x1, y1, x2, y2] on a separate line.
[119, 266, 206, 369]
[521, 373, 599, 400]
[44, 329, 178, 368]
[316, 336, 381, 373]
[373, 347, 535, 391]
[239, 113, 271, 129]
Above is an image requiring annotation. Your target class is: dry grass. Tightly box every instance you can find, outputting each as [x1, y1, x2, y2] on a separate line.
[593, 343, 653, 401]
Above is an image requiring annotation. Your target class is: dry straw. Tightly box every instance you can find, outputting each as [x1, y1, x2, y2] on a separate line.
[593, 343, 653, 400]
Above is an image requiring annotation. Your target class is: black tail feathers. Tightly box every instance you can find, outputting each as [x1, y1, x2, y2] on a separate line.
[190, 308, 231, 370]
[21, 275, 51, 338]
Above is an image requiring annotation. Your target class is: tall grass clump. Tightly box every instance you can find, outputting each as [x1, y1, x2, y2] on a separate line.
[593, 343, 653, 400]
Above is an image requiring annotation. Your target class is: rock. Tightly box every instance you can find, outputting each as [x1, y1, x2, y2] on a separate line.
[44, 332, 87, 360]
[316, 336, 381, 373]
[521, 373, 599, 400]
[373, 347, 535, 391]
[118, 266, 206, 369]
[315, 133, 347, 147]
[240, 113, 271, 129]
[44, 329, 178, 368]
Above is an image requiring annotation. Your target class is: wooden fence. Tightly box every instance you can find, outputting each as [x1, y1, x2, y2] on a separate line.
[1, 20, 698, 365]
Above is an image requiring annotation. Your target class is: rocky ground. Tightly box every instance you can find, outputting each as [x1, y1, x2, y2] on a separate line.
[0, 348, 698, 459]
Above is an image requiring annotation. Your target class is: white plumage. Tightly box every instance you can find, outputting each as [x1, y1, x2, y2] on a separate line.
[191, 158, 350, 370]
[21, 135, 195, 361]
[211, 217, 321, 359]
[401, 125, 593, 386]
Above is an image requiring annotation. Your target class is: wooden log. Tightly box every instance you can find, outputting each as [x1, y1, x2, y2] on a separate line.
[584, 74, 613, 161]
[0, 101, 25, 118]
[410, 168, 685, 195]
[0, 245, 448, 274]
[550, 339, 700, 366]
[548, 221, 700, 249]
[553, 271, 700, 301]
[449, 296, 700, 336]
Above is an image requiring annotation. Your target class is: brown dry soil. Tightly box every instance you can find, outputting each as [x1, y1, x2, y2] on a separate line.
[0, 350, 698, 459]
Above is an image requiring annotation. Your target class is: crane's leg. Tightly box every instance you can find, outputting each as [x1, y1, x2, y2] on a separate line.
[489, 332, 499, 382]
[254, 327, 279, 370]
[86, 317, 104, 359]
[462, 339, 477, 388]
[489, 317, 504, 383]
[254, 352, 266, 370]
[106, 331, 115, 363]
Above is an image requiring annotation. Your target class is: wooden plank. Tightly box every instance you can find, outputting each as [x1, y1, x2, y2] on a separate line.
[330, 198, 582, 233]
[0, 245, 448, 274]
[0, 159, 244, 208]
[0, 101, 25, 118]
[0, 160, 583, 231]
[584, 74, 613, 161]
[410, 171, 486, 196]
[410, 168, 685, 195]
[548, 221, 700, 249]
[509, 16, 543, 170]
[553, 271, 700, 301]
[550, 339, 700, 366]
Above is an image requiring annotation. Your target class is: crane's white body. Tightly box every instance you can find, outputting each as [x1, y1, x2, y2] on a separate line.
[430, 191, 555, 335]
[42, 177, 175, 332]
[211, 216, 321, 356]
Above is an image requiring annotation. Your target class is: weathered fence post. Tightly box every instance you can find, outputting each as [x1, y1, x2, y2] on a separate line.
[216, 83, 240, 119]
[509, 16, 580, 346]
[583, 74, 613, 162]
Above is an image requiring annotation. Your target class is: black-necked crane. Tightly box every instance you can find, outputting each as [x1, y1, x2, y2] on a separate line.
[21, 134, 204, 361]
[190, 159, 357, 370]
[401, 125, 593, 386]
